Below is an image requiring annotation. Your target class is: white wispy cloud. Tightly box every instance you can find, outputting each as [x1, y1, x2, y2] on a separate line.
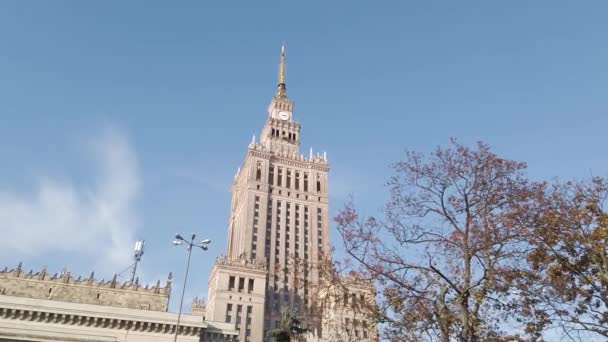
[0, 127, 140, 273]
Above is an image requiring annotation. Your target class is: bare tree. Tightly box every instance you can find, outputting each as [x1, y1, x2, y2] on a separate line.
[519, 178, 608, 340]
[334, 140, 541, 341]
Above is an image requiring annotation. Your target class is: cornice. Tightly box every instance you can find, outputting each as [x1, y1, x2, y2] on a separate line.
[248, 150, 330, 172]
[0, 302, 205, 337]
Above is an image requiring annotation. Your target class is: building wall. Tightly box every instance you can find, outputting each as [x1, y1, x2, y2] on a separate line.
[0, 265, 170, 312]
[0, 295, 238, 342]
[219, 88, 330, 339]
[319, 278, 378, 342]
[206, 257, 266, 342]
[205, 50, 378, 341]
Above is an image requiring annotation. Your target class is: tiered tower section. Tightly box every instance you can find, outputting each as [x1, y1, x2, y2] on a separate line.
[210, 47, 331, 341]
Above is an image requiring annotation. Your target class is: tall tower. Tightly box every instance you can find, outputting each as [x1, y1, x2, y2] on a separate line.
[210, 46, 330, 341]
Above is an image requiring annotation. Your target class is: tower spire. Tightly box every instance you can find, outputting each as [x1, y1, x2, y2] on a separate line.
[279, 45, 285, 84]
[276, 45, 287, 98]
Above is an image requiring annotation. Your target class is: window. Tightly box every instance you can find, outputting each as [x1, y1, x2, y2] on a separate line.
[256, 163, 262, 181]
[238, 278, 245, 292]
[286, 170, 291, 188]
[268, 166, 274, 185]
[225, 303, 233, 323]
[228, 276, 235, 291]
[304, 173, 309, 192]
[317, 175, 321, 192]
[248, 279, 254, 294]
[295, 172, 300, 190]
[277, 168, 283, 187]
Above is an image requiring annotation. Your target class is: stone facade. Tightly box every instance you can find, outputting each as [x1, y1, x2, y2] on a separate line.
[190, 297, 207, 318]
[318, 274, 378, 342]
[0, 295, 237, 342]
[206, 256, 267, 342]
[0, 264, 239, 341]
[206, 47, 376, 342]
[0, 263, 170, 312]
[210, 47, 330, 341]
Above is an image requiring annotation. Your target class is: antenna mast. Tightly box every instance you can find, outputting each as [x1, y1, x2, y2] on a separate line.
[131, 240, 145, 283]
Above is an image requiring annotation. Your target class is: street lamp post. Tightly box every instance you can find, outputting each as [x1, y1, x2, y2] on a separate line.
[172, 233, 211, 342]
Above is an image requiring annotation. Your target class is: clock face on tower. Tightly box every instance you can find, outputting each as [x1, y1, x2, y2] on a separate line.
[278, 111, 291, 120]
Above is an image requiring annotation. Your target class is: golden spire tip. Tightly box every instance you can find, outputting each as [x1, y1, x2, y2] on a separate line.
[279, 45, 286, 85]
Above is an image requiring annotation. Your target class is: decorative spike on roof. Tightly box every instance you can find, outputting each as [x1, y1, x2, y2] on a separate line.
[0, 263, 171, 294]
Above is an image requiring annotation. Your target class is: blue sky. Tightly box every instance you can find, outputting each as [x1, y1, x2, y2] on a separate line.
[0, 1, 607, 313]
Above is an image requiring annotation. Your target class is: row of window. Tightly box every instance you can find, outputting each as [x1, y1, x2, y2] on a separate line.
[263, 201, 316, 265]
[343, 318, 370, 338]
[343, 292, 367, 308]
[251, 196, 261, 259]
[270, 127, 297, 141]
[225, 304, 253, 339]
[257, 163, 323, 193]
[255, 199, 325, 312]
[227, 276, 255, 294]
